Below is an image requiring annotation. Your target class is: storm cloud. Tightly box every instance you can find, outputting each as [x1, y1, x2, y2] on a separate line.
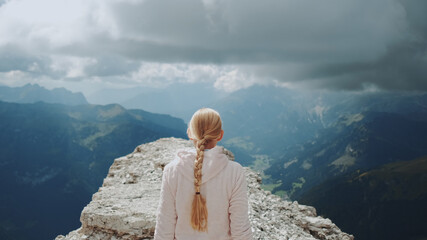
[0, 0, 425, 92]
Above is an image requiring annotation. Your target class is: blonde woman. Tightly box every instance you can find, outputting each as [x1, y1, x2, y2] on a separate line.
[154, 108, 252, 239]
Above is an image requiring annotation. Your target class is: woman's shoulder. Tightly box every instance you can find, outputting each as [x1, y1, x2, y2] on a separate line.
[163, 147, 195, 175]
[206, 145, 244, 172]
[226, 160, 245, 175]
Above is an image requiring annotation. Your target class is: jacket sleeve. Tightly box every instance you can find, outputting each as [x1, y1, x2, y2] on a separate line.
[154, 165, 177, 240]
[229, 166, 253, 240]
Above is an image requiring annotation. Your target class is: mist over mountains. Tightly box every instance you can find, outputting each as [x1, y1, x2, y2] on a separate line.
[1, 83, 427, 240]
[87, 82, 228, 122]
[0, 84, 88, 106]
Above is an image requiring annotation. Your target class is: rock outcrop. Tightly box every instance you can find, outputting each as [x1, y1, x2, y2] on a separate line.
[56, 138, 354, 240]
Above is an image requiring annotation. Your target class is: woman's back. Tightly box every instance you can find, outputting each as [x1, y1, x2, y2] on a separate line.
[154, 108, 252, 240]
[154, 146, 252, 239]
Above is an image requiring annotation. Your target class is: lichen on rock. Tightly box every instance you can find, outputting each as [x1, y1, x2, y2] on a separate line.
[56, 138, 353, 240]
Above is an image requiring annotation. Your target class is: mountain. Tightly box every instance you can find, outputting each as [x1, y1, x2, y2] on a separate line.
[265, 111, 427, 199]
[87, 82, 228, 121]
[57, 138, 354, 240]
[0, 84, 88, 105]
[210, 86, 325, 165]
[0, 101, 186, 240]
[202, 86, 427, 239]
[319, 91, 427, 125]
[199, 86, 427, 181]
[299, 156, 427, 240]
[259, 95, 427, 240]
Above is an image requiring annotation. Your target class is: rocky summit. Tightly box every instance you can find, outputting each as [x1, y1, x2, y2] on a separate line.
[56, 138, 354, 240]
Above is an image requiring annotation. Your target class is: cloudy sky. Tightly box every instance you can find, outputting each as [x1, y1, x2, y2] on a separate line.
[0, 0, 426, 95]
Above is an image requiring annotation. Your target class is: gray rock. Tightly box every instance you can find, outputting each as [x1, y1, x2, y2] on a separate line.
[56, 138, 353, 240]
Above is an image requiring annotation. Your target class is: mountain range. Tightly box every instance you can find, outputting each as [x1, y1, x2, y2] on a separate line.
[212, 87, 427, 240]
[1, 83, 427, 240]
[0, 100, 186, 240]
[0, 84, 88, 106]
[266, 110, 427, 199]
[87, 82, 228, 121]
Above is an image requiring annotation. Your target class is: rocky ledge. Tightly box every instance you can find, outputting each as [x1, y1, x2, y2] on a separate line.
[56, 138, 354, 240]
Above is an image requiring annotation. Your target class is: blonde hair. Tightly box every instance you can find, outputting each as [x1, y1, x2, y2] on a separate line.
[187, 108, 223, 232]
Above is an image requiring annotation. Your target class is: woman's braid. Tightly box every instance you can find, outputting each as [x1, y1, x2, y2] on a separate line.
[194, 138, 207, 192]
[188, 108, 222, 232]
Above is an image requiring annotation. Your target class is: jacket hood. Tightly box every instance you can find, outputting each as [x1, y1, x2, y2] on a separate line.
[175, 146, 229, 184]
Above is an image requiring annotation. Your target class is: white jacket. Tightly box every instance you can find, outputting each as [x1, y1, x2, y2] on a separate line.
[154, 146, 252, 240]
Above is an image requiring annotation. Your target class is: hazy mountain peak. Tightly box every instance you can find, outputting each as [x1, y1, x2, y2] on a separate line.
[97, 104, 127, 119]
[0, 84, 88, 106]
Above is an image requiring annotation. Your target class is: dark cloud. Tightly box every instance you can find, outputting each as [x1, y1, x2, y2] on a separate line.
[0, 44, 52, 76]
[106, 0, 405, 63]
[268, 0, 427, 91]
[0, 0, 425, 91]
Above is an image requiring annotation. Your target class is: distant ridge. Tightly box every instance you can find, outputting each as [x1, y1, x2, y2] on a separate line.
[0, 84, 88, 105]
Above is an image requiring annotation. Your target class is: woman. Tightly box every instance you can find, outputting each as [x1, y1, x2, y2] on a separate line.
[154, 108, 252, 239]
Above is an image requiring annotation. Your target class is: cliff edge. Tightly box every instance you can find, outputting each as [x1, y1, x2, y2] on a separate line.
[56, 138, 354, 240]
